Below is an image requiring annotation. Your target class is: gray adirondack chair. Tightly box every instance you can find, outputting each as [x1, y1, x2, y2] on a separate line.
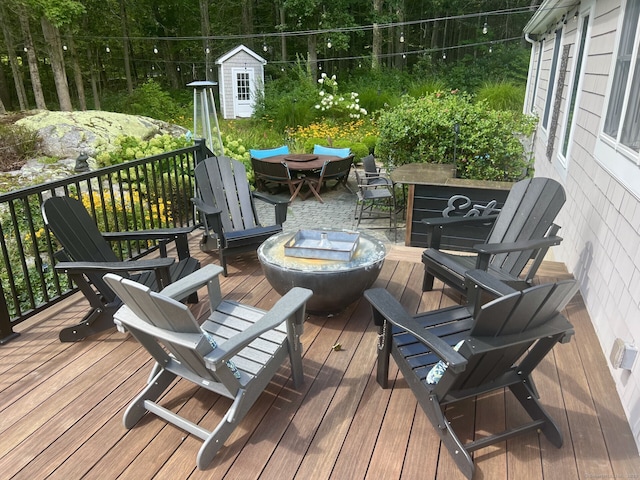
[422, 176, 565, 293]
[42, 196, 200, 342]
[193, 156, 288, 276]
[365, 270, 578, 479]
[103, 264, 312, 470]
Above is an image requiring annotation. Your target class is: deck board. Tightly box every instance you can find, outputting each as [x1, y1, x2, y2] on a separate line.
[1, 239, 639, 479]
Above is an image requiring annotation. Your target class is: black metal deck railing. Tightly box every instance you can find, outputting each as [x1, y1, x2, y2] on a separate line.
[0, 140, 210, 344]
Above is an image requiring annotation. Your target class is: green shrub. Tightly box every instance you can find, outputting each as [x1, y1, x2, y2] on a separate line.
[102, 80, 182, 122]
[376, 91, 536, 182]
[476, 81, 525, 112]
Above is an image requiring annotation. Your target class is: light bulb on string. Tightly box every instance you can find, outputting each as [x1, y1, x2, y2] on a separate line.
[105, 46, 110, 53]
[205, 47, 210, 54]
[327, 39, 332, 49]
[153, 46, 158, 54]
[63, 45, 68, 51]
[177, 65, 180, 71]
[482, 22, 488, 35]
[399, 32, 404, 43]
[23, 47, 28, 52]
[263, 43, 268, 52]
[442, 51, 446, 60]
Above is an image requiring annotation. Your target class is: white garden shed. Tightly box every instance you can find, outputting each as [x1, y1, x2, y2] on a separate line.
[216, 45, 266, 119]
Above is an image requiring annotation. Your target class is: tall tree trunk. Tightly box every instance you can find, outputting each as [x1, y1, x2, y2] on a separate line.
[41, 17, 73, 111]
[0, 62, 10, 110]
[0, 95, 6, 114]
[119, 0, 133, 93]
[279, 3, 287, 62]
[199, 0, 212, 81]
[241, 0, 254, 50]
[67, 35, 86, 110]
[88, 48, 101, 109]
[372, 0, 383, 70]
[307, 35, 318, 80]
[0, 4, 28, 110]
[18, 7, 47, 110]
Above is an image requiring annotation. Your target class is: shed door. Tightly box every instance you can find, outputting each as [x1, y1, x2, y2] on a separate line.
[232, 68, 255, 118]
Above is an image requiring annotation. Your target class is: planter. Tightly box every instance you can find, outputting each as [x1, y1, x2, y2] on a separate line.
[389, 163, 513, 250]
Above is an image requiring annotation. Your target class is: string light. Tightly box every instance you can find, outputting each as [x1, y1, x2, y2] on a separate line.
[399, 32, 404, 43]
[482, 21, 488, 34]
[153, 45, 158, 54]
[205, 47, 210, 54]
[105, 46, 110, 53]
[442, 51, 446, 59]
[263, 43, 268, 52]
[62, 45, 68, 51]
[327, 39, 332, 49]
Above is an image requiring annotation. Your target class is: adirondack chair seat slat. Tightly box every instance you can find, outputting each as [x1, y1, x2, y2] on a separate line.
[104, 264, 312, 470]
[366, 269, 578, 479]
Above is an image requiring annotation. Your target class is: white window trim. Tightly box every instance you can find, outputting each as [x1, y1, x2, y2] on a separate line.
[557, 6, 593, 177]
[595, 0, 640, 200]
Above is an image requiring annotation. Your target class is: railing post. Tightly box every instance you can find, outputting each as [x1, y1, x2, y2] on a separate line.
[194, 139, 208, 165]
[0, 281, 19, 345]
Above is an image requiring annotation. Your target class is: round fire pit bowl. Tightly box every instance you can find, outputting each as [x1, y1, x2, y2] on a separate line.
[258, 229, 386, 314]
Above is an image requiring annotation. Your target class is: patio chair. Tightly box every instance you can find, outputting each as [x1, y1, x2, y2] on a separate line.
[41, 196, 200, 342]
[249, 145, 289, 159]
[104, 264, 312, 470]
[422, 176, 565, 294]
[361, 154, 392, 187]
[366, 269, 578, 479]
[250, 157, 305, 201]
[312, 145, 351, 158]
[353, 169, 397, 241]
[193, 156, 288, 276]
[303, 154, 355, 202]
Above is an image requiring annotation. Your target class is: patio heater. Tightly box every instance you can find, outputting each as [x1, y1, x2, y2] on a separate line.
[187, 81, 224, 156]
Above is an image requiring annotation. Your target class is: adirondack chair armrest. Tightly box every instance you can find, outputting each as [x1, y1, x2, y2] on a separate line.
[465, 269, 519, 297]
[364, 288, 468, 373]
[54, 258, 175, 274]
[251, 191, 289, 225]
[203, 287, 313, 368]
[160, 264, 224, 301]
[421, 214, 499, 248]
[473, 236, 563, 270]
[191, 197, 222, 217]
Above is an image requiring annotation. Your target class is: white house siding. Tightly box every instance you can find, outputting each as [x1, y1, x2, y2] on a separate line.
[526, 0, 640, 451]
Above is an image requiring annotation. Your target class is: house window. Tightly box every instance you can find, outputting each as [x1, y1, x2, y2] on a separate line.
[531, 41, 544, 113]
[561, 15, 590, 158]
[543, 29, 563, 129]
[603, 0, 640, 154]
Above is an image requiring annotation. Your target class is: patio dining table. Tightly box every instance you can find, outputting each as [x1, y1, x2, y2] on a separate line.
[258, 153, 343, 173]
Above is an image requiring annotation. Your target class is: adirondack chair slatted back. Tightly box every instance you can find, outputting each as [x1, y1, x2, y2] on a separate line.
[105, 274, 221, 382]
[195, 156, 259, 233]
[43, 196, 122, 297]
[43, 196, 121, 263]
[448, 279, 578, 391]
[486, 177, 565, 275]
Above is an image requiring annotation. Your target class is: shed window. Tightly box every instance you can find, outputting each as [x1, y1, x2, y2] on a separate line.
[604, 0, 640, 153]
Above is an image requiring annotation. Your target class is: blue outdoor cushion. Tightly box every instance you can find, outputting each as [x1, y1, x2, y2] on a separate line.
[313, 145, 351, 157]
[250, 145, 289, 159]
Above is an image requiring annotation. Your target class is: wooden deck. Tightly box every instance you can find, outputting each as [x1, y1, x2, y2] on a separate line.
[1, 237, 639, 479]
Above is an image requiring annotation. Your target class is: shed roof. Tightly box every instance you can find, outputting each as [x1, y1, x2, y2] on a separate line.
[215, 44, 267, 65]
[524, 0, 582, 35]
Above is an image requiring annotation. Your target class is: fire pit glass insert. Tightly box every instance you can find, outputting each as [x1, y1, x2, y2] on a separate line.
[284, 230, 359, 261]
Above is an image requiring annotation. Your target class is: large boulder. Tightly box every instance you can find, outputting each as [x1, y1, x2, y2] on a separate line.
[15, 110, 188, 159]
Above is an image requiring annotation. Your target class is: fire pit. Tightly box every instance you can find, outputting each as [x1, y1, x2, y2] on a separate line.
[258, 229, 386, 314]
